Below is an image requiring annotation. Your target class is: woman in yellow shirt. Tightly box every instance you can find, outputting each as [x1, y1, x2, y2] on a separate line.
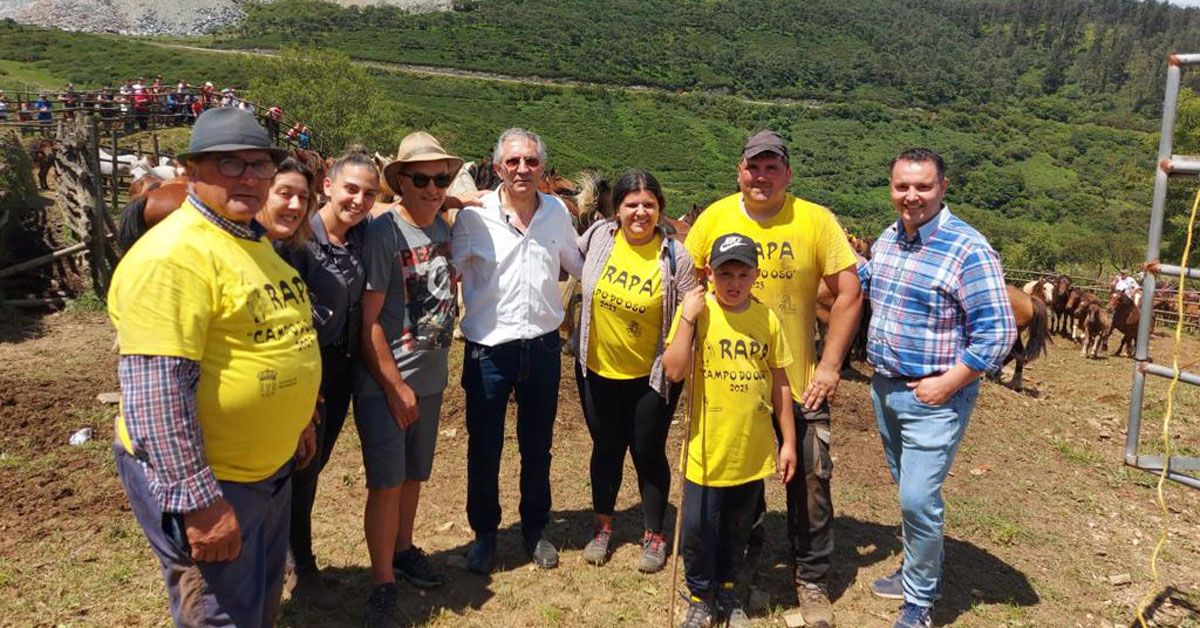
[573, 170, 698, 572]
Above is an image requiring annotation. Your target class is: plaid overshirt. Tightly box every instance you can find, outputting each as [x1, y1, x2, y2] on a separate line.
[117, 195, 265, 513]
[858, 207, 1016, 379]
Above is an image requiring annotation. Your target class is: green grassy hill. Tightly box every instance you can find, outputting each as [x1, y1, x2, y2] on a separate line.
[2, 16, 1198, 272]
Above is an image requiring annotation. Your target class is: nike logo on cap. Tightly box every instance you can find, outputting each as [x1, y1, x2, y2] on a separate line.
[718, 237, 744, 252]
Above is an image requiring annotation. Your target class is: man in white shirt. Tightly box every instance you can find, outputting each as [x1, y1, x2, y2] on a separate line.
[451, 128, 583, 574]
[1114, 269, 1139, 299]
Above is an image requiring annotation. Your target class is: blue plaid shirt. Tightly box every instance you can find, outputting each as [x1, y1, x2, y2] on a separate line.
[117, 196, 265, 513]
[857, 206, 1016, 379]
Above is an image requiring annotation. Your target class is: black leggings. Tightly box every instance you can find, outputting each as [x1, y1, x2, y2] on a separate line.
[289, 345, 354, 569]
[575, 364, 680, 533]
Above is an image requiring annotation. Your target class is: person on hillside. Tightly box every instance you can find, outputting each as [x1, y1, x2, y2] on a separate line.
[298, 125, 312, 150]
[357, 132, 460, 627]
[279, 149, 381, 607]
[265, 105, 284, 142]
[683, 130, 862, 628]
[107, 108, 320, 628]
[132, 83, 151, 130]
[452, 128, 583, 574]
[858, 148, 1016, 628]
[1113, 269, 1139, 299]
[573, 169, 696, 573]
[34, 93, 52, 127]
[58, 83, 78, 121]
[119, 79, 133, 98]
[0, 91, 9, 121]
[663, 233, 797, 628]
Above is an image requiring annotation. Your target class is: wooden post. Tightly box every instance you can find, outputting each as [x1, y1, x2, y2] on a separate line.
[110, 129, 120, 218]
[89, 116, 111, 294]
[151, 132, 160, 163]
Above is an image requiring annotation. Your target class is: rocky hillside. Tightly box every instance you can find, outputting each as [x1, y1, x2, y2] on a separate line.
[0, 0, 453, 36]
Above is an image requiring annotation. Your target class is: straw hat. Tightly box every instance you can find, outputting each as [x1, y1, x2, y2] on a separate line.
[382, 131, 462, 194]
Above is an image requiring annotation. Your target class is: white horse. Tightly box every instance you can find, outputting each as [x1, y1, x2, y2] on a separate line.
[97, 148, 138, 176]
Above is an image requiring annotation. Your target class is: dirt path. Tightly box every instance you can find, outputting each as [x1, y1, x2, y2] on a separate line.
[141, 41, 821, 110]
[0, 312, 1197, 626]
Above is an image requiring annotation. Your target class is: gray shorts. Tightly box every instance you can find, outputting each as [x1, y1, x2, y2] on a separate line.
[354, 392, 442, 488]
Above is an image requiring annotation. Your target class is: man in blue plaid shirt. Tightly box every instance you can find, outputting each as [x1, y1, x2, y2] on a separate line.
[857, 148, 1016, 628]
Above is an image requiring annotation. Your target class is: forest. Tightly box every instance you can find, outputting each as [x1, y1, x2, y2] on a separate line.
[2, 0, 1200, 272]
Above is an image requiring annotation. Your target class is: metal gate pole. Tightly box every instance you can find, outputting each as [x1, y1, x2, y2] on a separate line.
[1125, 53, 1200, 490]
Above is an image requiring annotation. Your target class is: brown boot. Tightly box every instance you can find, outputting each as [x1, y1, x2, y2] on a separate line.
[797, 581, 834, 628]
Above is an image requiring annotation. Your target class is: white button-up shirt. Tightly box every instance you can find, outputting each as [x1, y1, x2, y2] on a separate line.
[452, 190, 583, 346]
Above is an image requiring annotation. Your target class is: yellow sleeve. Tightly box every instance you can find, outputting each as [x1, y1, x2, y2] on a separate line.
[683, 212, 710, 270]
[109, 258, 212, 360]
[818, 210, 858, 277]
[767, 308, 794, 370]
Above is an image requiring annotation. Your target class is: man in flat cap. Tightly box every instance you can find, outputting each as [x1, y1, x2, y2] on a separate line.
[108, 107, 321, 627]
[684, 130, 861, 628]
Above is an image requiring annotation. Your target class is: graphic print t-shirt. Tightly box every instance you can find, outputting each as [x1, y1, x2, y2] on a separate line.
[684, 193, 856, 401]
[667, 296, 793, 487]
[360, 210, 458, 397]
[586, 232, 664, 379]
[108, 201, 321, 483]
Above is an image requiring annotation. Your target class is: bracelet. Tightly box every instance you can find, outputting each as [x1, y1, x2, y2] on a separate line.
[681, 316, 696, 326]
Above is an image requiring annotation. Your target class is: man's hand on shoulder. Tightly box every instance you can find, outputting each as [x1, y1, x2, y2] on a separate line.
[802, 362, 841, 410]
[185, 498, 241, 562]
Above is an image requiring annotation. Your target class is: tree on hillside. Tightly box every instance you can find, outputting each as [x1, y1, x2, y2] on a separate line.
[244, 47, 398, 153]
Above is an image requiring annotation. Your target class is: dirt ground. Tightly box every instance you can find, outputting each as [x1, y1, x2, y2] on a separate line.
[0, 311, 1198, 627]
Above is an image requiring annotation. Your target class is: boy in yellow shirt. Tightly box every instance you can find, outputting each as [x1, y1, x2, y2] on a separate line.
[664, 233, 797, 628]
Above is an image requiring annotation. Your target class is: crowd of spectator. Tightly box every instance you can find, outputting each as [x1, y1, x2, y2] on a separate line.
[0, 76, 309, 147]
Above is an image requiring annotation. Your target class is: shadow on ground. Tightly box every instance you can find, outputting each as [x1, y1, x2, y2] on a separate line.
[744, 513, 1039, 625]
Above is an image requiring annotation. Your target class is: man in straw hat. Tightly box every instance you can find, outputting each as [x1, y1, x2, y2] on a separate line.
[452, 128, 583, 574]
[107, 107, 321, 627]
[357, 131, 463, 627]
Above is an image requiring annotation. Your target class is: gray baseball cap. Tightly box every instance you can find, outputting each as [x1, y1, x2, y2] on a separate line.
[177, 107, 287, 163]
[742, 130, 789, 162]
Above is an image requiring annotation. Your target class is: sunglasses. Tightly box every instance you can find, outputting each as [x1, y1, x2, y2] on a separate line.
[503, 156, 542, 169]
[213, 157, 278, 179]
[400, 171, 454, 189]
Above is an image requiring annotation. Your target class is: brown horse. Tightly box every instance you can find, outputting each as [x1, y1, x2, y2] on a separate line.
[1080, 302, 1112, 359]
[1000, 284, 1051, 390]
[1050, 274, 1073, 336]
[1107, 290, 1142, 357]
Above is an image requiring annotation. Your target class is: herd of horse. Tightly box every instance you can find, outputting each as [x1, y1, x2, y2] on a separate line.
[1022, 274, 1143, 361]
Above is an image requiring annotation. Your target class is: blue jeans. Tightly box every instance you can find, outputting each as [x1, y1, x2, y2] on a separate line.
[462, 332, 561, 542]
[114, 444, 292, 628]
[870, 374, 980, 607]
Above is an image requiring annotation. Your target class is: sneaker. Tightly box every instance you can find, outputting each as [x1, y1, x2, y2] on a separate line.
[362, 583, 399, 628]
[797, 581, 834, 628]
[871, 565, 904, 600]
[893, 602, 932, 628]
[466, 533, 497, 575]
[393, 546, 448, 588]
[638, 531, 667, 573]
[716, 584, 751, 628]
[525, 537, 559, 569]
[871, 563, 942, 601]
[678, 594, 716, 628]
[582, 526, 612, 566]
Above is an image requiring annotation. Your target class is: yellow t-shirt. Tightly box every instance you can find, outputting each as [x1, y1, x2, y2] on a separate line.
[667, 295, 793, 487]
[684, 193, 855, 401]
[109, 201, 321, 483]
[587, 232, 664, 379]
